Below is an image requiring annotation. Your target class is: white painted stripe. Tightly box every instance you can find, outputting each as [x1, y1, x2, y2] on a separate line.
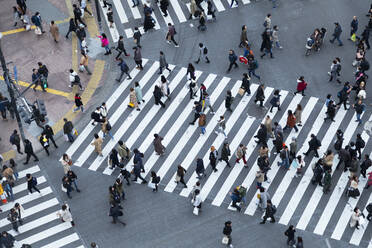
[76, 246, 85, 248]
[74, 61, 157, 167]
[2, 187, 53, 212]
[0, 198, 59, 228]
[126, 0, 142, 19]
[156, 76, 229, 184]
[113, 0, 129, 23]
[139, 73, 217, 179]
[264, 97, 319, 207]
[212, 0, 226, 12]
[329, 135, 371, 239]
[18, 166, 40, 179]
[350, 191, 372, 245]
[295, 108, 352, 230]
[64, 60, 148, 160]
[166, 82, 258, 193]
[89, 65, 175, 171]
[180, 84, 261, 198]
[98, 1, 120, 42]
[244, 94, 304, 215]
[125, 28, 133, 38]
[8, 212, 58, 236]
[156, 1, 174, 25]
[102, 67, 187, 175]
[169, 0, 187, 22]
[41, 233, 80, 248]
[279, 107, 348, 226]
[13, 176, 46, 195]
[19, 222, 72, 245]
[211, 88, 286, 206]
[241, 0, 251, 4]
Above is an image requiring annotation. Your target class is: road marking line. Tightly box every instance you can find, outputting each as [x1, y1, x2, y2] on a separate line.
[41, 233, 80, 248]
[169, 0, 187, 22]
[19, 222, 72, 245]
[98, 0, 120, 42]
[2, 187, 53, 212]
[113, 0, 129, 23]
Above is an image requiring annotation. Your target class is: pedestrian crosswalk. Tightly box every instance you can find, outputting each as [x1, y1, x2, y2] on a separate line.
[0, 165, 83, 247]
[63, 60, 372, 247]
[97, 0, 253, 41]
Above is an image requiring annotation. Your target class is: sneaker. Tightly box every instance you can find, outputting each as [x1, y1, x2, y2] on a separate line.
[175, 45, 179, 47]
[167, 41, 171, 44]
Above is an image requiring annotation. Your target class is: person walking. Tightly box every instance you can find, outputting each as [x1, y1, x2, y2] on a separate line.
[350, 16, 359, 40]
[222, 221, 233, 248]
[13, 203, 24, 226]
[323, 168, 332, 194]
[330, 22, 343, 46]
[284, 225, 296, 247]
[186, 63, 196, 80]
[202, 92, 214, 114]
[160, 0, 169, 16]
[57, 204, 75, 226]
[102, 118, 114, 139]
[361, 26, 370, 49]
[240, 73, 251, 96]
[61, 153, 72, 175]
[209, 146, 218, 172]
[226, 50, 238, 73]
[133, 27, 142, 46]
[73, 4, 86, 26]
[220, 142, 231, 167]
[109, 203, 126, 226]
[114, 177, 125, 199]
[76, 25, 86, 49]
[195, 43, 210, 64]
[150, 171, 160, 192]
[283, 110, 298, 132]
[133, 148, 145, 173]
[225, 90, 233, 112]
[133, 46, 143, 70]
[294, 104, 302, 126]
[63, 118, 74, 142]
[39, 133, 50, 156]
[91, 107, 102, 125]
[195, 158, 206, 179]
[277, 146, 290, 169]
[248, 57, 261, 80]
[328, 59, 342, 84]
[91, 133, 103, 156]
[269, 89, 281, 112]
[255, 124, 268, 147]
[199, 112, 206, 135]
[153, 85, 165, 108]
[31, 12, 44, 33]
[79, 50, 92, 75]
[134, 81, 145, 105]
[189, 101, 202, 125]
[9, 130, 22, 155]
[117, 141, 130, 163]
[303, 134, 321, 158]
[49, 21, 59, 43]
[350, 207, 362, 229]
[129, 88, 140, 111]
[230, 189, 241, 212]
[239, 25, 248, 48]
[166, 23, 179, 47]
[158, 51, 171, 74]
[254, 84, 265, 107]
[235, 144, 247, 165]
[175, 165, 187, 188]
[98, 33, 111, 55]
[215, 115, 227, 138]
[294, 76, 307, 96]
[272, 25, 282, 49]
[353, 99, 366, 124]
[197, 12, 206, 31]
[23, 139, 39, 165]
[109, 149, 120, 170]
[26, 174, 40, 194]
[107, 7, 114, 28]
[65, 18, 77, 39]
[207, 0, 216, 20]
[361, 154, 371, 178]
[67, 170, 80, 192]
[355, 133, 365, 160]
[115, 36, 130, 60]
[260, 200, 276, 224]
[153, 134, 165, 155]
[260, 29, 273, 59]
[116, 58, 132, 82]
[73, 93, 84, 113]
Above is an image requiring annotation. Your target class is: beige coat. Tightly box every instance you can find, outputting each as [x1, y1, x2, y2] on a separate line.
[61, 159, 72, 174]
[50, 23, 59, 41]
[2, 168, 13, 179]
[256, 171, 265, 183]
[101, 120, 108, 134]
[323, 153, 334, 168]
[264, 118, 273, 137]
[259, 146, 269, 157]
[91, 137, 103, 154]
[295, 109, 302, 124]
[118, 143, 130, 159]
[129, 91, 138, 109]
[190, 0, 197, 16]
[236, 146, 246, 159]
[80, 55, 89, 66]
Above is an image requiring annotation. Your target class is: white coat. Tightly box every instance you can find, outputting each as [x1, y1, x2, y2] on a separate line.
[57, 204, 73, 222]
[350, 210, 360, 227]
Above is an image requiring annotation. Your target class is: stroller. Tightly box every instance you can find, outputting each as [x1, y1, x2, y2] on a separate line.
[305, 28, 327, 56]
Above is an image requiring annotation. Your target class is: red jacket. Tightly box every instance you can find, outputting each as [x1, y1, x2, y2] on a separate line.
[368, 171, 372, 186]
[297, 80, 307, 91]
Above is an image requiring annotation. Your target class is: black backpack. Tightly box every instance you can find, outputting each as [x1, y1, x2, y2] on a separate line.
[74, 75, 81, 84]
[203, 47, 208, 54]
[271, 205, 277, 214]
[106, 121, 112, 131]
[360, 139, 366, 148]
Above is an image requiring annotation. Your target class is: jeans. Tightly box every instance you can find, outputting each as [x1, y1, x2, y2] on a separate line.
[104, 131, 114, 139]
[330, 35, 343, 45]
[356, 113, 362, 124]
[132, 0, 139, 6]
[72, 180, 80, 190]
[275, 41, 281, 48]
[5, 188, 14, 201]
[278, 158, 290, 169]
[104, 45, 110, 53]
[13, 172, 19, 181]
[73, 106, 84, 112]
[66, 132, 74, 142]
[200, 126, 206, 134]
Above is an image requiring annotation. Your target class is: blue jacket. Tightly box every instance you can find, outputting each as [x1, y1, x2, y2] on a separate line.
[31, 15, 41, 26]
[119, 61, 128, 72]
[229, 53, 237, 63]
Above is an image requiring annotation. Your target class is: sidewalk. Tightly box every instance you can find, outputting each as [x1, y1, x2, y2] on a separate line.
[0, 0, 103, 161]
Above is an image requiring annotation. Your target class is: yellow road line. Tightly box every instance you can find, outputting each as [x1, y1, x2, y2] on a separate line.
[1, 150, 16, 162]
[0, 76, 70, 98]
[0, 18, 69, 36]
[85, 4, 99, 38]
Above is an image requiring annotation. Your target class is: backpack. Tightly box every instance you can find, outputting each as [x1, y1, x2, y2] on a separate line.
[271, 205, 277, 214]
[360, 139, 366, 148]
[263, 20, 268, 27]
[32, 177, 37, 185]
[155, 176, 161, 184]
[237, 186, 247, 197]
[74, 75, 81, 84]
[106, 121, 112, 131]
[203, 47, 208, 54]
[367, 203, 372, 213]
[252, 60, 258, 69]
[336, 64, 342, 74]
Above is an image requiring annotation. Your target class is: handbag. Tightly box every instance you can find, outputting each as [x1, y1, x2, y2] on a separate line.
[35, 26, 42, 35]
[193, 206, 199, 215]
[238, 88, 245, 96]
[61, 184, 67, 192]
[148, 182, 156, 189]
[222, 236, 229, 245]
[351, 33, 356, 42]
[128, 102, 134, 108]
[166, 33, 171, 41]
[68, 160, 73, 166]
[73, 128, 78, 136]
[175, 175, 181, 182]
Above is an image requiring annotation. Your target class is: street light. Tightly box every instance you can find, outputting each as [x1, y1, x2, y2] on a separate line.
[0, 32, 27, 146]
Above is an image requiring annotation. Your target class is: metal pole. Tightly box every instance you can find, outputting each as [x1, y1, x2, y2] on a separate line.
[94, 0, 102, 30]
[0, 34, 27, 146]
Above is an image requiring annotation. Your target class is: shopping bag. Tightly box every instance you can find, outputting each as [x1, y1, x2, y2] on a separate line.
[128, 102, 134, 108]
[291, 160, 298, 168]
[238, 88, 245, 96]
[64, 134, 69, 141]
[34, 26, 42, 35]
[61, 184, 67, 192]
[239, 56, 248, 64]
[350, 33, 356, 42]
[25, 24, 31, 31]
[193, 207, 199, 215]
[73, 128, 78, 136]
[222, 236, 229, 245]
[148, 182, 156, 189]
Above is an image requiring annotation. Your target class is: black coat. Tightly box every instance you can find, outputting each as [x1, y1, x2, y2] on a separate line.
[221, 146, 231, 161]
[339, 148, 351, 162]
[109, 205, 123, 218]
[285, 228, 296, 241]
[24, 141, 33, 154]
[0, 233, 15, 248]
[241, 77, 250, 91]
[361, 158, 371, 170]
[355, 137, 365, 149]
[255, 87, 265, 101]
[225, 95, 233, 108]
[43, 126, 54, 138]
[223, 225, 232, 236]
[63, 121, 74, 134]
[196, 159, 205, 173]
[308, 137, 321, 149]
[261, 32, 272, 50]
[256, 126, 267, 142]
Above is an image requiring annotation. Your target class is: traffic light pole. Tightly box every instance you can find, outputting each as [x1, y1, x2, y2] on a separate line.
[0, 34, 27, 146]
